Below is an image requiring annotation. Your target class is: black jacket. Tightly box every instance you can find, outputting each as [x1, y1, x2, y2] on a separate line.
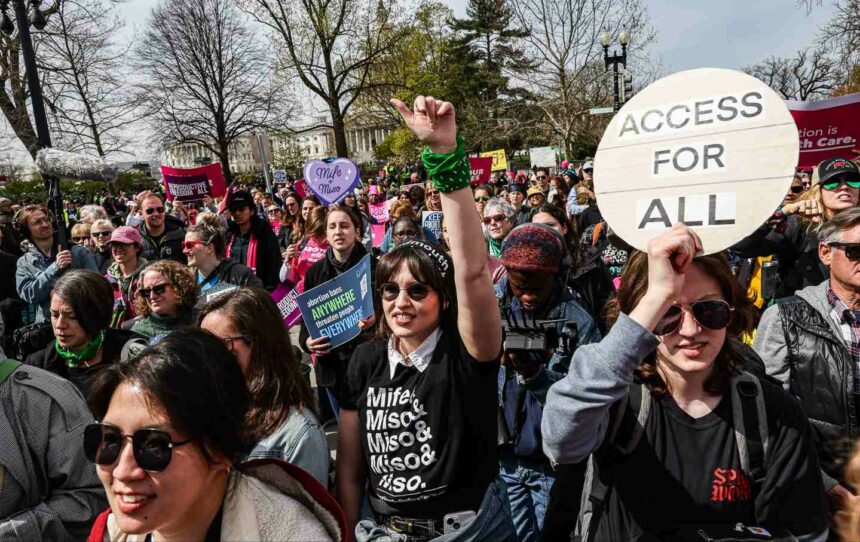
[773, 295, 854, 485]
[226, 215, 282, 290]
[201, 259, 264, 290]
[299, 244, 375, 400]
[569, 246, 615, 335]
[137, 215, 187, 264]
[94, 249, 112, 274]
[24, 328, 144, 396]
[731, 215, 826, 299]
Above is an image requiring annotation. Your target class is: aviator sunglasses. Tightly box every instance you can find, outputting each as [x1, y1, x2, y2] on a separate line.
[380, 282, 431, 302]
[654, 299, 734, 336]
[84, 422, 191, 473]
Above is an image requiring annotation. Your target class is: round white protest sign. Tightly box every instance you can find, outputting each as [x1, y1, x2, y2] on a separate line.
[594, 68, 799, 255]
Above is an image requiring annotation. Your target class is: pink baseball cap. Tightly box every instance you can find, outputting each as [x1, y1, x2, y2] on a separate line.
[109, 226, 142, 245]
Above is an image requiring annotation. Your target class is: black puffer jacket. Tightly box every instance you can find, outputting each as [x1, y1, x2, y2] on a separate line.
[137, 215, 187, 264]
[731, 215, 827, 299]
[754, 281, 855, 487]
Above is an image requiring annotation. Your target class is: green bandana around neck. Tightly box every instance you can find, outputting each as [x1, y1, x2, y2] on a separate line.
[55, 329, 105, 368]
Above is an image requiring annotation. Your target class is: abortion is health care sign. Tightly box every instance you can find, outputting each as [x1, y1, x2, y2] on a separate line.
[296, 254, 373, 349]
[594, 68, 799, 255]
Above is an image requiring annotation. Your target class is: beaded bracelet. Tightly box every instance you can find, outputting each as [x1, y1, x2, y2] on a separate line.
[422, 136, 471, 193]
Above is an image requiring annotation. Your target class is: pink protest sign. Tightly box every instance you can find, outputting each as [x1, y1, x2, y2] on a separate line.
[270, 280, 302, 327]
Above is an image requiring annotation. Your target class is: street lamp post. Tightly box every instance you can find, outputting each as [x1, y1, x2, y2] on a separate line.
[0, 0, 68, 248]
[600, 28, 630, 112]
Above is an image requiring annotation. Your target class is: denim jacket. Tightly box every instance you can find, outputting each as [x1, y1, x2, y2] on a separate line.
[15, 244, 97, 323]
[244, 407, 330, 487]
[495, 277, 602, 404]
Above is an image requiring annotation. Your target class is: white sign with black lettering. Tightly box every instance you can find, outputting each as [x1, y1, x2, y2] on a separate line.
[594, 68, 799, 254]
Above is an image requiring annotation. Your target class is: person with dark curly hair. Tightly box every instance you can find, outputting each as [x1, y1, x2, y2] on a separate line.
[542, 224, 828, 541]
[128, 259, 198, 341]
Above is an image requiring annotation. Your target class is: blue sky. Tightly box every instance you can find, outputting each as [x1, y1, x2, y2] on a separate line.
[120, 0, 836, 73]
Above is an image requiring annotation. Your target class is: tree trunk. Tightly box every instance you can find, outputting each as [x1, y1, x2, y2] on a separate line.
[331, 105, 349, 158]
[218, 140, 234, 184]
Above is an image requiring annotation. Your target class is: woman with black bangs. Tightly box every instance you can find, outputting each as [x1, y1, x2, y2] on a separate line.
[336, 97, 515, 541]
[85, 329, 347, 541]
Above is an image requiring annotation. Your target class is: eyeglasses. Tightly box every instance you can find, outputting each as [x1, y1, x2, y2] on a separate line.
[84, 422, 191, 473]
[92, 231, 111, 238]
[393, 230, 418, 240]
[266, 209, 281, 214]
[828, 242, 860, 261]
[653, 300, 734, 336]
[482, 213, 508, 225]
[822, 178, 860, 191]
[181, 240, 205, 250]
[110, 243, 133, 251]
[789, 185, 803, 194]
[536, 175, 548, 180]
[145, 207, 165, 215]
[219, 335, 249, 352]
[474, 196, 490, 203]
[139, 283, 169, 299]
[380, 282, 432, 302]
[72, 236, 88, 242]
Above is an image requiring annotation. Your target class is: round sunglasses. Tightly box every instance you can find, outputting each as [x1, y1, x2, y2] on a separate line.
[84, 422, 191, 473]
[654, 299, 734, 336]
[380, 282, 431, 302]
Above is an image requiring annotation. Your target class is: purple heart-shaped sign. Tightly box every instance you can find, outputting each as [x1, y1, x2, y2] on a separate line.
[302, 158, 360, 206]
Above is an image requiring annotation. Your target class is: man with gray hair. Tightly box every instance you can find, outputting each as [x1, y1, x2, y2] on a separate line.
[754, 206, 860, 512]
[483, 197, 516, 257]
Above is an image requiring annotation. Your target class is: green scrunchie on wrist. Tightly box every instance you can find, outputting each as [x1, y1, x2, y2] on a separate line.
[422, 135, 471, 193]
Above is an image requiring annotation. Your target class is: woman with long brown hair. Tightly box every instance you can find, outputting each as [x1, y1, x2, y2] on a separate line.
[542, 224, 828, 540]
[199, 287, 329, 485]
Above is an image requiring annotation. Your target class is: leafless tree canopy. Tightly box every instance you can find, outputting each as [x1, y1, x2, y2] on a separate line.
[510, 0, 656, 158]
[136, 0, 285, 181]
[239, 0, 401, 157]
[745, 46, 839, 101]
[38, 0, 137, 157]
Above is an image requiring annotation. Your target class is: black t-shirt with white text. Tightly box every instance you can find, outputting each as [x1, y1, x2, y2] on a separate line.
[593, 380, 829, 541]
[341, 327, 500, 519]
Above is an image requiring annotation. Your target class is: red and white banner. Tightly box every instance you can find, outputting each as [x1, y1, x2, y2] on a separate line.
[469, 157, 493, 186]
[161, 163, 227, 202]
[787, 92, 860, 169]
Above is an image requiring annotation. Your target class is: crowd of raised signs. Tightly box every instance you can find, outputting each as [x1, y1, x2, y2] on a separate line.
[0, 94, 859, 542]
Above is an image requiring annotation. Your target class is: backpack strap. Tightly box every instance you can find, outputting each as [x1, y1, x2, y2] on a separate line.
[0, 359, 21, 385]
[730, 372, 769, 495]
[585, 383, 650, 542]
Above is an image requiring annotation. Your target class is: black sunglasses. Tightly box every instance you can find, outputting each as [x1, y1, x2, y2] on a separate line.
[72, 236, 88, 242]
[139, 283, 169, 299]
[380, 282, 431, 302]
[84, 422, 191, 473]
[145, 207, 165, 215]
[654, 300, 734, 336]
[92, 231, 111, 238]
[789, 185, 803, 194]
[828, 242, 860, 261]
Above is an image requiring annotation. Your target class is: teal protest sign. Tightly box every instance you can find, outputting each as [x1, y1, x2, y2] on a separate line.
[296, 254, 373, 348]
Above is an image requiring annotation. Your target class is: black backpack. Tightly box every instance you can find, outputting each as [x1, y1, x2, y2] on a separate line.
[577, 373, 795, 542]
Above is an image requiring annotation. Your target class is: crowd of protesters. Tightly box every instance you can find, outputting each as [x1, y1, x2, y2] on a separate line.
[1, 96, 860, 541]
